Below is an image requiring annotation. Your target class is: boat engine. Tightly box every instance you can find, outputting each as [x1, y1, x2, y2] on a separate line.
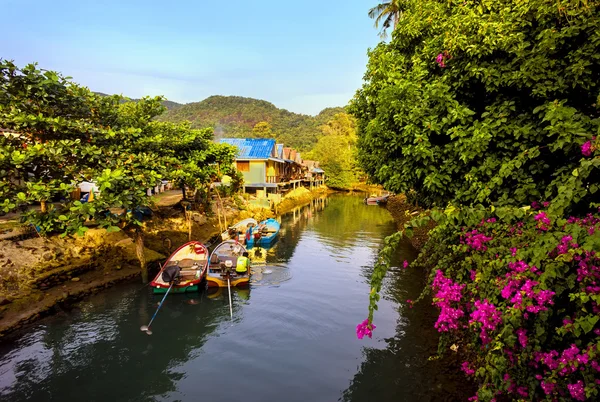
[162, 265, 181, 284]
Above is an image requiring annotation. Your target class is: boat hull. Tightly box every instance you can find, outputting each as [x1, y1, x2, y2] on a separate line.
[152, 283, 201, 294]
[246, 218, 280, 247]
[149, 241, 209, 294]
[206, 276, 249, 288]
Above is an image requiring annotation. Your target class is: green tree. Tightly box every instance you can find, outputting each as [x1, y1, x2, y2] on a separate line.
[351, 0, 600, 211]
[251, 121, 274, 138]
[305, 113, 360, 189]
[368, 0, 404, 38]
[0, 61, 236, 282]
[353, 1, 600, 400]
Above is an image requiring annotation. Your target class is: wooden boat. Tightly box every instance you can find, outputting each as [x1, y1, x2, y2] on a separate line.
[150, 241, 209, 294]
[221, 218, 258, 242]
[245, 218, 280, 247]
[206, 240, 250, 288]
[364, 194, 390, 206]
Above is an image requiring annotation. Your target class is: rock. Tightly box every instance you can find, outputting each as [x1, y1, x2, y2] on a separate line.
[42, 251, 54, 261]
[0, 297, 11, 306]
[115, 265, 122, 271]
[71, 277, 80, 282]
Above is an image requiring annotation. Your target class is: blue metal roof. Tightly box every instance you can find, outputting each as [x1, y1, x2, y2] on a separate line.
[220, 138, 276, 159]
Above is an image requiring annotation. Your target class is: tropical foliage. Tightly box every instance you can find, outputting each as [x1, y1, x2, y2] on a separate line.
[304, 112, 361, 189]
[157, 95, 345, 151]
[0, 61, 235, 281]
[352, 0, 600, 210]
[368, 0, 404, 38]
[352, 0, 600, 400]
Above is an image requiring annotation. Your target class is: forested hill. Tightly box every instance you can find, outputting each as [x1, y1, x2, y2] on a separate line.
[155, 95, 345, 151]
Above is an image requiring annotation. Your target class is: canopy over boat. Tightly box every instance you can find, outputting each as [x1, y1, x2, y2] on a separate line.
[207, 240, 250, 288]
[221, 218, 258, 242]
[150, 241, 209, 293]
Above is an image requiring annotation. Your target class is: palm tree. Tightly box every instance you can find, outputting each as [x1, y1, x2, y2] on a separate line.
[368, 1, 402, 39]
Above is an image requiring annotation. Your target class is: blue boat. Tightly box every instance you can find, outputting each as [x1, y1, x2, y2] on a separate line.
[245, 218, 280, 247]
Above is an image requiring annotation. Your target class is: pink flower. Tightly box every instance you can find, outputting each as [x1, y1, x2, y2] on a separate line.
[510, 247, 517, 257]
[567, 380, 586, 401]
[582, 140, 592, 156]
[541, 381, 555, 395]
[534, 211, 551, 230]
[436, 53, 446, 68]
[461, 361, 476, 376]
[356, 319, 376, 339]
[402, 260, 409, 269]
[516, 328, 528, 348]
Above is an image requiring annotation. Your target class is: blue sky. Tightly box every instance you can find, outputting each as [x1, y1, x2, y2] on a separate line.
[1, 0, 380, 115]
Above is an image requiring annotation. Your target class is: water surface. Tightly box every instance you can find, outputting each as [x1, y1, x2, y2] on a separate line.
[0, 195, 465, 402]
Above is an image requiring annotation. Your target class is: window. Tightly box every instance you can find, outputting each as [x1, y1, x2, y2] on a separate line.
[236, 161, 250, 172]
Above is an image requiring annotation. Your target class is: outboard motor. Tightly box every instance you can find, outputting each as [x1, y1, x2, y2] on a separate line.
[162, 265, 181, 284]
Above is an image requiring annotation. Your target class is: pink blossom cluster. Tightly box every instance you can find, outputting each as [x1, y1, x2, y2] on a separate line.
[516, 328, 528, 348]
[432, 270, 465, 332]
[470, 299, 502, 344]
[461, 361, 475, 376]
[556, 235, 578, 255]
[581, 140, 593, 157]
[436, 51, 451, 68]
[572, 250, 600, 289]
[355, 319, 376, 339]
[499, 261, 554, 312]
[534, 211, 551, 231]
[463, 229, 493, 251]
[567, 380, 586, 401]
[533, 344, 591, 377]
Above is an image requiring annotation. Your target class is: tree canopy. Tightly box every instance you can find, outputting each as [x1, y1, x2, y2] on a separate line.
[351, 0, 600, 211]
[304, 112, 361, 189]
[0, 61, 235, 281]
[354, 1, 600, 400]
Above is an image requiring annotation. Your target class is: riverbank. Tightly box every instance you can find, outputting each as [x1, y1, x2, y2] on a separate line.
[0, 186, 330, 339]
[385, 195, 434, 249]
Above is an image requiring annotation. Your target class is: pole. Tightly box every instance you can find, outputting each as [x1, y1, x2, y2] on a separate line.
[227, 273, 233, 320]
[140, 281, 174, 335]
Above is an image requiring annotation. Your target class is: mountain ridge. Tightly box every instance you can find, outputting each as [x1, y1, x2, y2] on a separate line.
[156, 95, 345, 151]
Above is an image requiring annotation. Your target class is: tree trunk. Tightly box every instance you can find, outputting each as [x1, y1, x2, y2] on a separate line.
[394, 12, 399, 29]
[40, 200, 47, 213]
[135, 228, 148, 283]
[181, 186, 187, 201]
[186, 211, 193, 242]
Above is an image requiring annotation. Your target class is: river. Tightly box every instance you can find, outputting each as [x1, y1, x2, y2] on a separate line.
[0, 194, 467, 402]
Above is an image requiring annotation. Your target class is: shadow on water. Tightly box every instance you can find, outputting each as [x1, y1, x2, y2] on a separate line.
[0, 284, 235, 401]
[0, 194, 471, 402]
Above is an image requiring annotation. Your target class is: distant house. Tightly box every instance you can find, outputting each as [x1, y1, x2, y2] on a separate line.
[220, 138, 286, 193]
[302, 160, 325, 181]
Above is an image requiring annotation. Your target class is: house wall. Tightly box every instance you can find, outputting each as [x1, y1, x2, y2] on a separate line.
[242, 160, 266, 184]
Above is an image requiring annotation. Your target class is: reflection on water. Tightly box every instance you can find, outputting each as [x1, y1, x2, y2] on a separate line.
[0, 194, 467, 402]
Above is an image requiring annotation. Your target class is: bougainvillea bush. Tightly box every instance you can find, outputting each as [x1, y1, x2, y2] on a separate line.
[418, 205, 600, 401]
[352, 0, 600, 399]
